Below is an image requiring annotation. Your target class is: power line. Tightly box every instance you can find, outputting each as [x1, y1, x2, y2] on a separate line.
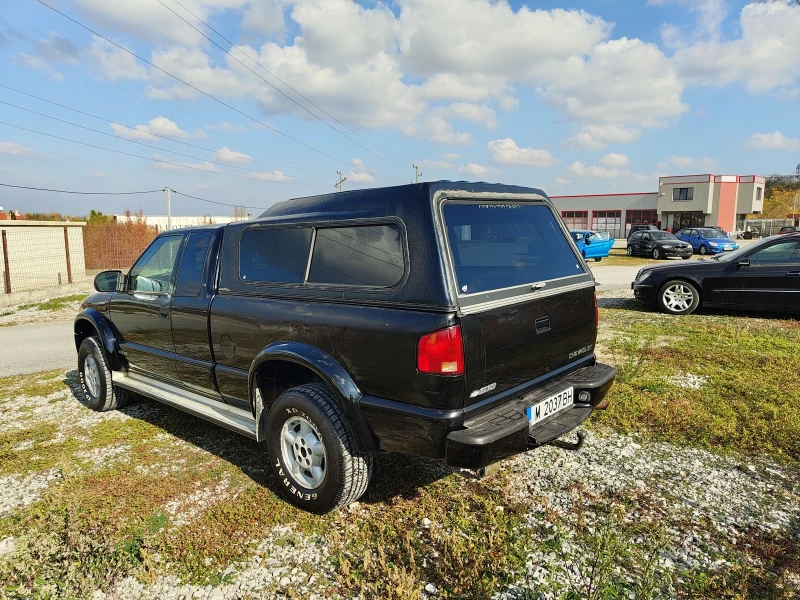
[0, 121, 322, 185]
[0, 99, 329, 181]
[0, 183, 162, 195]
[169, 189, 268, 210]
[0, 83, 332, 173]
[171, 0, 412, 168]
[33, 0, 405, 183]
[158, 0, 410, 172]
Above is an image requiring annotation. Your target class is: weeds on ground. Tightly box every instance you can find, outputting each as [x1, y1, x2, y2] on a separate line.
[596, 308, 800, 461]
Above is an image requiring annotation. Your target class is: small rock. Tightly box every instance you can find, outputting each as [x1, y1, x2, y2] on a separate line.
[0, 537, 15, 557]
[279, 577, 291, 586]
[424, 582, 438, 595]
[421, 518, 432, 528]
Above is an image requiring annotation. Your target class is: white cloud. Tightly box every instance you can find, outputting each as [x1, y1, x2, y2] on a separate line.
[206, 122, 248, 132]
[649, 0, 728, 45]
[534, 37, 687, 126]
[657, 156, 717, 170]
[562, 124, 641, 150]
[83, 37, 147, 80]
[433, 103, 497, 130]
[459, 163, 489, 177]
[746, 131, 800, 152]
[406, 117, 474, 146]
[0, 141, 35, 156]
[487, 138, 557, 168]
[347, 157, 375, 183]
[215, 146, 253, 163]
[13, 32, 80, 75]
[241, 0, 286, 37]
[552, 177, 570, 189]
[442, 152, 460, 160]
[416, 159, 454, 170]
[253, 169, 292, 182]
[601, 153, 630, 168]
[672, 1, 800, 93]
[111, 117, 207, 141]
[567, 161, 653, 184]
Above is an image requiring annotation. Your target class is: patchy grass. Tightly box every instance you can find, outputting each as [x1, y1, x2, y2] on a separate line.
[13, 294, 87, 314]
[0, 369, 67, 401]
[592, 248, 698, 268]
[595, 304, 800, 462]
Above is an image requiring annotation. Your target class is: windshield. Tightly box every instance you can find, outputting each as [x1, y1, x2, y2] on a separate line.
[697, 228, 729, 239]
[593, 232, 611, 241]
[651, 232, 675, 241]
[443, 202, 584, 295]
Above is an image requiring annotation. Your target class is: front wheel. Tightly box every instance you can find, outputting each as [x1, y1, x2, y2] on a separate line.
[682, 256, 691, 260]
[652, 248, 661, 260]
[78, 337, 131, 412]
[657, 280, 700, 315]
[699, 245, 708, 255]
[266, 383, 372, 514]
[627, 245, 634, 256]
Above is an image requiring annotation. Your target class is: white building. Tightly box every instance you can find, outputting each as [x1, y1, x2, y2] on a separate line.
[550, 174, 765, 237]
[112, 214, 251, 231]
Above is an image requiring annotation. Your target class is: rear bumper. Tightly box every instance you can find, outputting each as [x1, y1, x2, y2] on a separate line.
[444, 363, 615, 468]
[359, 361, 615, 468]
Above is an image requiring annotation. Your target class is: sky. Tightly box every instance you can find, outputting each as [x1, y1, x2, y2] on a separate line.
[0, 0, 799, 217]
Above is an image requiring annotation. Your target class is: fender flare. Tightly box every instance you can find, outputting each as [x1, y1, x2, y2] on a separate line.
[249, 341, 375, 452]
[74, 308, 123, 371]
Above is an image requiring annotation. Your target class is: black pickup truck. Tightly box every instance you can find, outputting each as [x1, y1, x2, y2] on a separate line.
[75, 181, 615, 513]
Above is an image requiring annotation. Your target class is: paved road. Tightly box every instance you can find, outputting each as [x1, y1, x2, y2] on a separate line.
[0, 322, 75, 377]
[590, 265, 640, 289]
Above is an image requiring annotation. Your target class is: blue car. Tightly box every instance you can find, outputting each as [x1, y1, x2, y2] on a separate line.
[675, 227, 739, 255]
[571, 230, 615, 262]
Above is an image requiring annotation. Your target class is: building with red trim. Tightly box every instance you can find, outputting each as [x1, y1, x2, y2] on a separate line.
[550, 174, 765, 237]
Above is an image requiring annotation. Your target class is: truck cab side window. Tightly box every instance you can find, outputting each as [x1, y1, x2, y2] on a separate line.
[129, 235, 183, 294]
[175, 232, 214, 297]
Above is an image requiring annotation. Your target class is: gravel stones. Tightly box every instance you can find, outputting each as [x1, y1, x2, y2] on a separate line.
[0, 470, 62, 516]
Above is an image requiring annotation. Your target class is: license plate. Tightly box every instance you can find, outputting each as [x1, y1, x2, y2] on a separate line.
[526, 387, 574, 426]
[723, 246, 733, 251]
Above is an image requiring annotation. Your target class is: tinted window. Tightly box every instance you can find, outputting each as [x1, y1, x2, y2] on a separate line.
[129, 235, 183, 294]
[632, 232, 641, 240]
[308, 225, 405, 287]
[642, 233, 651, 241]
[240, 228, 312, 283]
[175, 231, 214, 297]
[749, 241, 799, 266]
[443, 203, 583, 295]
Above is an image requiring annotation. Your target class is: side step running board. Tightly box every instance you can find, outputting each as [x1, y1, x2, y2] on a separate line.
[113, 371, 258, 440]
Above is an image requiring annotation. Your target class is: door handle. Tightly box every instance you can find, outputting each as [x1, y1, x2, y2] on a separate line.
[159, 306, 171, 318]
[786, 272, 800, 277]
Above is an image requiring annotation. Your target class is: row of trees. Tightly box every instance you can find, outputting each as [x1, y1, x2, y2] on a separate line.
[763, 176, 800, 220]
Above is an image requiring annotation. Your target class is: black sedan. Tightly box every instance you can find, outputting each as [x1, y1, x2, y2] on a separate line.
[632, 234, 800, 315]
[627, 231, 693, 260]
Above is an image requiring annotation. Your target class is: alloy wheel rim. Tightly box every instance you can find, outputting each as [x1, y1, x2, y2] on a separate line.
[663, 284, 694, 312]
[280, 415, 327, 489]
[84, 355, 100, 397]
[654, 249, 660, 259]
[700, 246, 707, 255]
[627, 246, 632, 255]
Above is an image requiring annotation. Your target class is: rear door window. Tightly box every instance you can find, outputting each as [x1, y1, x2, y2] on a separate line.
[443, 202, 584, 296]
[308, 225, 405, 287]
[240, 228, 312, 283]
[175, 231, 214, 297]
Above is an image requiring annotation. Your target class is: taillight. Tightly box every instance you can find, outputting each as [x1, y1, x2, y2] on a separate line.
[594, 292, 599, 327]
[417, 325, 464, 375]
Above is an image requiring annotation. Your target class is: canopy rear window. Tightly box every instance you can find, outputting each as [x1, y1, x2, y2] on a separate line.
[443, 202, 584, 296]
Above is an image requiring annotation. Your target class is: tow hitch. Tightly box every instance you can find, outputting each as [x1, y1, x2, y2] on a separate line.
[548, 430, 587, 451]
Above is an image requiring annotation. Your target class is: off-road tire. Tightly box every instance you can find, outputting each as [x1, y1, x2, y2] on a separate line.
[77, 336, 130, 411]
[266, 382, 373, 514]
[657, 280, 700, 315]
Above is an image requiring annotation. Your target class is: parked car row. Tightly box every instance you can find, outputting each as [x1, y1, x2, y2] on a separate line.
[632, 233, 800, 315]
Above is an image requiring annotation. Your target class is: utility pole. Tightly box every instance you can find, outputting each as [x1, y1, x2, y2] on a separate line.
[794, 193, 798, 226]
[165, 187, 172, 230]
[413, 164, 422, 183]
[335, 171, 348, 192]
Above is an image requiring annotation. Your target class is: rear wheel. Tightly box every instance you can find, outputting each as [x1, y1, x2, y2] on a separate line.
[593, 257, 602, 262]
[657, 280, 700, 315]
[699, 245, 708, 255]
[682, 256, 691, 260]
[652, 248, 661, 260]
[266, 383, 372, 513]
[77, 336, 130, 411]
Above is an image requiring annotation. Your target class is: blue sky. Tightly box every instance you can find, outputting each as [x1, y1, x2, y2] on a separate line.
[0, 0, 799, 216]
